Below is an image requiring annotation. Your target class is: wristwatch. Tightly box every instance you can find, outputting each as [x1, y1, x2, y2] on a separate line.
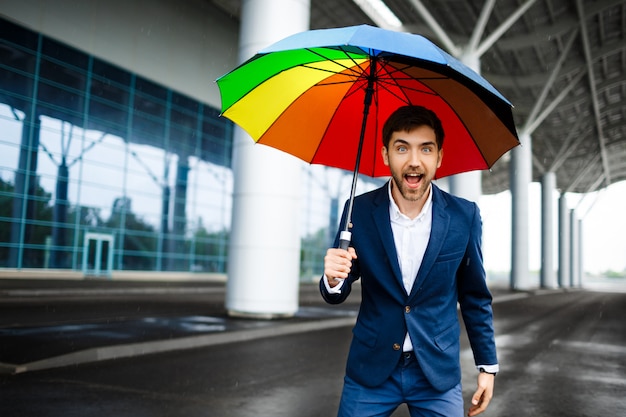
[479, 367, 497, 376]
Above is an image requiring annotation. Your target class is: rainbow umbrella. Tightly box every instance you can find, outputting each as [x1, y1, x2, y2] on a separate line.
[217, 24, 519, 248]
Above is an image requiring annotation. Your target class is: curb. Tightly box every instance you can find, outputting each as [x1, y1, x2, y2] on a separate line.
[0, 316, 356, 375]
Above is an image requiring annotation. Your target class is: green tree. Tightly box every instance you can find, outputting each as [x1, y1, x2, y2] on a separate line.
[300, 227, 329, 280]
[0, 177, 53, 267]
[190, 218, 229, 273]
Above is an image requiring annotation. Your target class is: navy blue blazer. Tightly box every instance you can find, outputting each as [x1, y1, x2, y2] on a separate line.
[320, 183, 497, 392]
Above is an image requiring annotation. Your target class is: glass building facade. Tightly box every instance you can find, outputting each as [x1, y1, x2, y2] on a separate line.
[0, 16, 382, 279]
[0, 17, 235, 275]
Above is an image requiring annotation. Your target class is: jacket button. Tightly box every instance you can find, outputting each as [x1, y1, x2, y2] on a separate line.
[393, 343, 401, 351]
[405, 306, 411, 313]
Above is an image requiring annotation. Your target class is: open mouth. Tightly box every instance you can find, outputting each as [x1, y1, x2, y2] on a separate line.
[404, 173, 423, 188]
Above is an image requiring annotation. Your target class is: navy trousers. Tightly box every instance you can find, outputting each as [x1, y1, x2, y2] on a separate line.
[337, 352, 464, 417]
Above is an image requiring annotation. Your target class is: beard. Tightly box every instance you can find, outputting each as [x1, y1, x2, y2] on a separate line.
[390, 169, 431, 203]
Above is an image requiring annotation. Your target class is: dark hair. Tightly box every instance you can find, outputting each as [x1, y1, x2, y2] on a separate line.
[382, 105, 444, 150]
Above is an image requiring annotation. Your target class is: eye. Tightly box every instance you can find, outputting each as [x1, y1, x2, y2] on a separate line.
[396, 145, 408, 153]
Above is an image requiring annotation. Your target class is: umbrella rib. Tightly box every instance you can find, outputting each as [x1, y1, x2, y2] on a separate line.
[377, 77, 436, 103]
[300, 62, 362, 79]
[377, 62, 446, 100]
[302, 46, 369, 76]
[290, 48, 371, 99]
[375, 77, 441, 104]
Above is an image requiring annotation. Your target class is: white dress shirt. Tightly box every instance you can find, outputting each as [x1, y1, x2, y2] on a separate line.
[388, 182, 433, 352]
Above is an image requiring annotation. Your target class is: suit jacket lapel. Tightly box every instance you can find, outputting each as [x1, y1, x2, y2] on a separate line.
[372, 185, 404, 292]
[409, 185, 450, 301]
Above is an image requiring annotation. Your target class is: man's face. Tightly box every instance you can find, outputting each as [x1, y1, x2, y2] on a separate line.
[381, 125, 443, 206]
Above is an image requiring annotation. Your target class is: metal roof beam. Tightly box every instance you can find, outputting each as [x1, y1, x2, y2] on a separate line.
[532, 153, 546, 175]
[523, 69, 586, 136]
[485, 40, 622, 87]
[548, 118, 592, 173]
[467, 0, 496, 54]
[585, 174, 607, 194]
[565, 153, 602, 193]
[407, 0, 461, 56]
[495, 0, 625, 50]
[576, 0, 612, 186]
[522, 28, 579, 134]
[475, 0, 538, 57]
[408, 0, 538, 60]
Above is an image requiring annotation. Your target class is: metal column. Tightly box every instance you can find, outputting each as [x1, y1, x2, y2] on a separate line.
[558, 193, 570, 287]
[569, 209, 580, 287]
[540, 172, 557, 288]
[510, 132, 532, 289]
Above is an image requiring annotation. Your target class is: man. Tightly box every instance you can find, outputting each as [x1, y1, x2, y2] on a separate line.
[321, 105, 498, 417]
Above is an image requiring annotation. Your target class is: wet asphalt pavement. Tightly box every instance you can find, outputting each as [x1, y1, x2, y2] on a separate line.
[0, 279, 625, 417]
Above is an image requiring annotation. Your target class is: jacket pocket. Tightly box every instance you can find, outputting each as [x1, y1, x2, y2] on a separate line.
[352, 321, 379, 349]
[434, 322, 460, 352]
[435, 249, 465, 263]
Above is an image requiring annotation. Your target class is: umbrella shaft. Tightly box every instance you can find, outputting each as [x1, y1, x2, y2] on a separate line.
[341, 59, 377, 247]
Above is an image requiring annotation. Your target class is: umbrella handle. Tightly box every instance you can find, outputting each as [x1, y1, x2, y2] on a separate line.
[338, 230, 352, 250]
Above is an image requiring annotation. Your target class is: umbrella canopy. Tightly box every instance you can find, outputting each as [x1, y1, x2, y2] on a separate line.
[217, 24, 520, 248]
[217, 24, 519, 180]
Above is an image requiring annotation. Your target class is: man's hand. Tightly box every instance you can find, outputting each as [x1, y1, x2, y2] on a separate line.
[324, 247, 357, 287]
[468, 372, 495, 416]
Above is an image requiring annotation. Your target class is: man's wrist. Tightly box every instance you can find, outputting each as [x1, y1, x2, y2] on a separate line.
[322, 274, 344, 293]
[479, 367, 497, 376]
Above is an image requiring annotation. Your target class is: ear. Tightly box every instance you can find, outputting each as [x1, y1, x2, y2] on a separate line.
[381, 146, 389, 166]
[436, 148, 443, 169]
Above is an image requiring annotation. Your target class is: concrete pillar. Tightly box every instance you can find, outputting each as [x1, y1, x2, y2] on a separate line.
[569, 209, 579, 287]
[510, 132, 532, 290]
[558, 193, 570, 287]
[226, 0, 310, 318]
[540, 172, 557, 288]
[449, 171, 482, 203]
[435, 177, 450, 193]
[449, 51, 482, 202]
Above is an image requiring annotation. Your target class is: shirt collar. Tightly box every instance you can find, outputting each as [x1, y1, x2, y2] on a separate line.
[387, 180, 433, 222]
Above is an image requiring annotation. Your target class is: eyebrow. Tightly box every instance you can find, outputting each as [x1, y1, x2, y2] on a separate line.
[391, 138, 437, 148]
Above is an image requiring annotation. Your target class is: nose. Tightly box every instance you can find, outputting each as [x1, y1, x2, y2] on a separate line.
[408, 149, 422, 168]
